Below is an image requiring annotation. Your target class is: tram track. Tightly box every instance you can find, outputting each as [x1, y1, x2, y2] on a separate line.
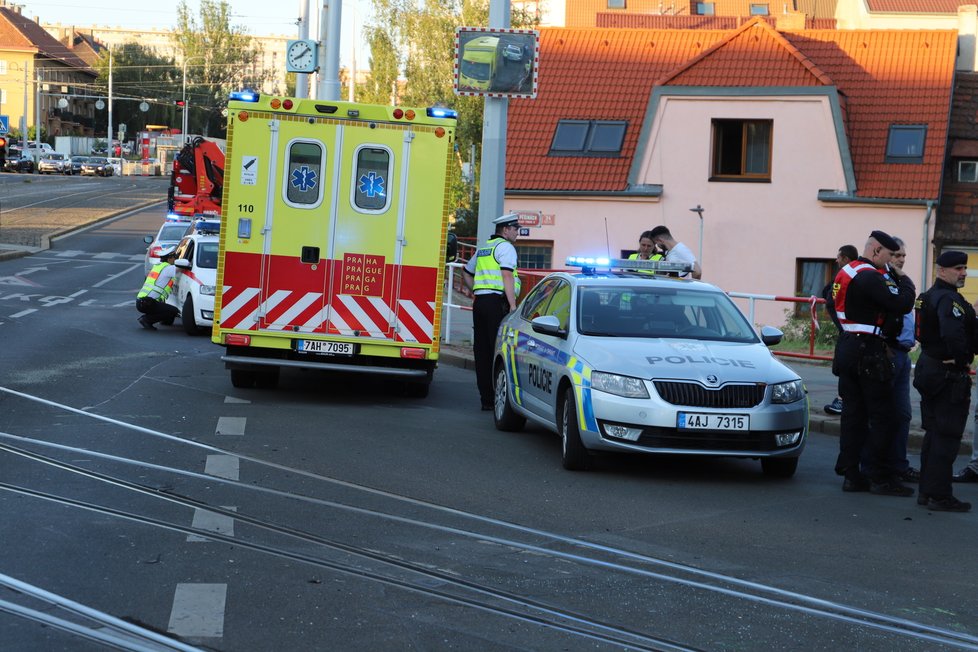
[2, 383, 978, 651]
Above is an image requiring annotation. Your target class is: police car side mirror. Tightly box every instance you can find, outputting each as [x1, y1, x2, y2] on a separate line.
[174, 259, 192, 270]
[446, 232, 458, 263]
[759, 325, 784, 346]
[531, 315, 566, 338]
[143, 235, 153, 244]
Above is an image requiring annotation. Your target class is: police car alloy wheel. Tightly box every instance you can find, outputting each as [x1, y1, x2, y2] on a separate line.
[493, 364, 526, 431]
[560, 388, 588, 471]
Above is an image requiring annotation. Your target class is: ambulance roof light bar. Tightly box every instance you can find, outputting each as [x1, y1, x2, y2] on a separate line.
[427, 107, 458, 119]
[565, 256, 692, 276]
[229, 89, 260, 102]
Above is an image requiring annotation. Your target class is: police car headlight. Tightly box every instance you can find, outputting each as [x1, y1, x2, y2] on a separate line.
[200, 285, 216, 296]
[591, 372, 649, 399]
[771, 379, 804, 404]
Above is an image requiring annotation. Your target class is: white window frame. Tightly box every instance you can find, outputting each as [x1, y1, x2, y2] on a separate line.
[349, 143, 394, 215]
[281, 138, 327, 210]
[958, 160, 978, 183]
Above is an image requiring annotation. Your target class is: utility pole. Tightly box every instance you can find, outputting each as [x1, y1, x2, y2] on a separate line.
[34, 66, 40, 170]
[107, 49, 113, 155]
[296, 0, 310, 99]
[316, 0, 342, 100]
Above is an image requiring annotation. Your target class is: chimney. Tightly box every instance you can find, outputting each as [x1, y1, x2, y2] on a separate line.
[959, 5, 978, 73]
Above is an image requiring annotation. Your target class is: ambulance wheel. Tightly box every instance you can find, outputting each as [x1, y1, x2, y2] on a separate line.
[493, 362, 525, 432]
[182, 296, 203, 335]
[230, 369, 257, 388]
[761, 457, 798, 478]
[559, 387, 588, 471]
[255, 368, 280, 389]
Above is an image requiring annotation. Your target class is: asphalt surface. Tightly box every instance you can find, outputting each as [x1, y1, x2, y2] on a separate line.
[1, 182, 972, 462]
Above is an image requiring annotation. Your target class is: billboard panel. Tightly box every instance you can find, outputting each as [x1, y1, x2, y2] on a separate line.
[454, 27, 539, 99]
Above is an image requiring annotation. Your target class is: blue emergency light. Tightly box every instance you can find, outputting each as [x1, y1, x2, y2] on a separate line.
[427, 107, 458, 119]
[229, 89, 260, 102]
[566, 256, 692, 276]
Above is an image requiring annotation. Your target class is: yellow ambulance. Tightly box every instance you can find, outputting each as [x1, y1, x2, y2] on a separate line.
[212, 91, 457, 397]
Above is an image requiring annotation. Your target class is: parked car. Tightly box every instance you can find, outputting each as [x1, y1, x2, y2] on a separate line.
[38, 152, 69, 174]
[80, 157, 114, 177]
[169, 229, 220, 335]
[143, 221, 193, 275]
[4, 155, 35, 173]
[491, 258, 809, 476]
[67, 155, 88, 175]
[502, 43, 525, 62]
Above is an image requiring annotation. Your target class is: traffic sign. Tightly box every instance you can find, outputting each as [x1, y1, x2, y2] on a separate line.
[0, 115, 9, 135]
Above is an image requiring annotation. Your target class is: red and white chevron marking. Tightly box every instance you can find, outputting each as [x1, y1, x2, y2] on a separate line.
[219, 287, 435, 343]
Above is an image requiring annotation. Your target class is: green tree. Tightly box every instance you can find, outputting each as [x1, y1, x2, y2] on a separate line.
[172, 0, 271, 137]
[92, 43, 180, 140]
[363, 0, 538, 237]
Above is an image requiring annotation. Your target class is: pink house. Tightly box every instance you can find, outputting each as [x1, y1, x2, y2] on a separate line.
[504, 19, 957, 327]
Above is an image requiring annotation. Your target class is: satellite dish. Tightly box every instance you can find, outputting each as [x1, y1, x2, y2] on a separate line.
[95, 99, 105, 110]
[139, 101, 149, 112]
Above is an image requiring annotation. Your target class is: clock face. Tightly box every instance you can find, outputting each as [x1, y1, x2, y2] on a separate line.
[287, 40, 316, 72]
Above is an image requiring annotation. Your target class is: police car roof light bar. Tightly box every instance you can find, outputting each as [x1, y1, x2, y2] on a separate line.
[565, 256, 692, 275]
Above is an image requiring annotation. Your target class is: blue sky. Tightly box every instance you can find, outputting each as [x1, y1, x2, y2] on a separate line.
[20, 0, 369, 67]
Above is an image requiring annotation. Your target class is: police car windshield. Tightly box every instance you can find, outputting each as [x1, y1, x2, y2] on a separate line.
[577, 286, 758, 342]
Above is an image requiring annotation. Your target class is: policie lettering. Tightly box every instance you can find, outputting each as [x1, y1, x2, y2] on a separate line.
[646, 355, 755, 368]
[528, 362, 553, 394]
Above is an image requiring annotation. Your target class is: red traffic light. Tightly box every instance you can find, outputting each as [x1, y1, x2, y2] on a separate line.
[0, 137, 7, 148]
[174, 100, 186, 108]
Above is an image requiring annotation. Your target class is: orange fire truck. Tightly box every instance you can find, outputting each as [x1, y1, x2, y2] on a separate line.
[212, 91, 457, 397]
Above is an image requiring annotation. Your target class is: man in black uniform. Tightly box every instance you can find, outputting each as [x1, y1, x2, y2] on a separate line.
[913, 250, 976, 512]
[831, 230, 916, 495]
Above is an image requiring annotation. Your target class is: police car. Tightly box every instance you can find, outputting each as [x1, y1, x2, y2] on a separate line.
[169, 220, 220, 335]
[492, 257, 808, 477]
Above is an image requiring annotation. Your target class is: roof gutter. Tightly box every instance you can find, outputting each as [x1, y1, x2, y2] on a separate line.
[816, 190, 931, 206]
[507, 184, 662, 198]
[921, 199, 934, 287]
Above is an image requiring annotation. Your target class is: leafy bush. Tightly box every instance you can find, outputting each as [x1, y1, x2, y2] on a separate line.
[779, 307, 838, 350]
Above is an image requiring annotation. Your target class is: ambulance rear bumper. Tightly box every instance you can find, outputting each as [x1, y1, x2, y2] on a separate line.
[222, 354, 432, 379]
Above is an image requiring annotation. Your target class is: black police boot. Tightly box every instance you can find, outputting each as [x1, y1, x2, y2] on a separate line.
[923, 496, 972, 512]
[869, 478, 914, 497]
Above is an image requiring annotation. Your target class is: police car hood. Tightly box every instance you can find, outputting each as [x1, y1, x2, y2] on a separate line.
[575, 337, 799, 383]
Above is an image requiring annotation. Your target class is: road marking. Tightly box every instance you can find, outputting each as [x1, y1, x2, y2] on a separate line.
[10, 309, 36, 318]
[187, 506, 236, 542]
[204, 454, 239, 480]
[224, 396, 250, 404]
[69, 289, 86, 298]
[167, 583, 227, 638]
[93, 263, 141, 288]
[0, 276, 41, 287]
[215, 416, 246, 436]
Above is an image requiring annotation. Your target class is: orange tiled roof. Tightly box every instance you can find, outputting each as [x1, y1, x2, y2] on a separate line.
[865, 0, 966, 12]
[0, 8, 93, 71]
[505, 21, 956, 200]
[595, 12, 835, 28]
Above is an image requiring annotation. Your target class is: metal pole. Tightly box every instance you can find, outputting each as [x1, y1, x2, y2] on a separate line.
[182, 59, 188, 139]
[20, 64, 27, 153]
[689, 204, 704, 265]
[317, 0, 342, 100]
[296, 0, 310, 99]
[33, 66, 40, 171]
[107, 50, 113, 156]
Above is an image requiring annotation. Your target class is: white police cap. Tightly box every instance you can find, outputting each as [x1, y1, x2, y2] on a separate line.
[493, 213, 520, 228]
[158, 246, 178, 259]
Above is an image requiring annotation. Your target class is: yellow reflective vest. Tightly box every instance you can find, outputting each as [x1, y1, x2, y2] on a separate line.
[473, 238, 521, 296]
[138, 262, 175, 301]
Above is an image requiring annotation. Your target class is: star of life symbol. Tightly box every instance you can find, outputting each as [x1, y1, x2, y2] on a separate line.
[358, 171, 386, 198]
[291, 165, 317, 192]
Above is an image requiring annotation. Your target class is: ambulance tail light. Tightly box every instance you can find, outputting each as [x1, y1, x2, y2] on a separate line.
[282, 99, 294, 110]
[226, 334, 252, 346]
[229, 89, 260, 102]
[400, 347, 427, 359]
[427, 107, 457, 119]
[393, 108, 404, 119]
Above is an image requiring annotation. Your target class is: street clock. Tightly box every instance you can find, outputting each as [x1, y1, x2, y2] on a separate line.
[286, 39, 318, 73]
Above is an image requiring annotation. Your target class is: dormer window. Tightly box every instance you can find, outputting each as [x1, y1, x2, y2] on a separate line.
[957, 160, 978, 182]
[750, 3, 769, 14]
[885, 124, 926, 164]
[550, 120, 627, 157]
[696, 2, 716, 14]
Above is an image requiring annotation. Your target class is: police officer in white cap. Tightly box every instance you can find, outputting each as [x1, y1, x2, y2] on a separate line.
[463, 213, 521, 410]
[136, 246, 180, 330]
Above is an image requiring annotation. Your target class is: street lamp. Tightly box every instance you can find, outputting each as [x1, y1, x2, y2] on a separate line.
[181, 55, 206, 142]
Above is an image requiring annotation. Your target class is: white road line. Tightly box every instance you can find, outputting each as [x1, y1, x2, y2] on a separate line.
[204, 454, 239, 480]
[93, 263, 141, 289]
[68, 290, 87, 298]
[187, 506, 236, 542]
[10, 309, 37, 318]
[223, 396, 250, 404]
[167, 583, 227, 638]
[215, 416, 246, 436]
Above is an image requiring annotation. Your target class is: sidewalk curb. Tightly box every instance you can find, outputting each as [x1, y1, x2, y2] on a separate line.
[0, 198, 166, 262]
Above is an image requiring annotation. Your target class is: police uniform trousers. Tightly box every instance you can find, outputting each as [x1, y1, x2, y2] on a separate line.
[914, 354, 971, 499]
[472, 292, 511, 407]
[136, 296, 179, 326]
[834, 333, 899, 481]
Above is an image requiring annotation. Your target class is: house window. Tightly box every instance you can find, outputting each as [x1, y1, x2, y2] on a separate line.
[0, 60, 7, 75]
[750, 3, 769, 14]
[796, 258, 833, 317]
[696, 2, 716, 14]
[607, 0, 626, 7]
[550, 120, 627, 157]
[0, 89, 5, 106]
[516, 242, 552, 269]
[885, 125, 926, 163]
[957, 160, 978, 183]
[711, 119, 772, 181]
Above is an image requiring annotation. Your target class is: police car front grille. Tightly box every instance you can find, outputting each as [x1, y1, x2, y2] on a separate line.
[652, 381, 764, 408]
[629, 428, 793, 452]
